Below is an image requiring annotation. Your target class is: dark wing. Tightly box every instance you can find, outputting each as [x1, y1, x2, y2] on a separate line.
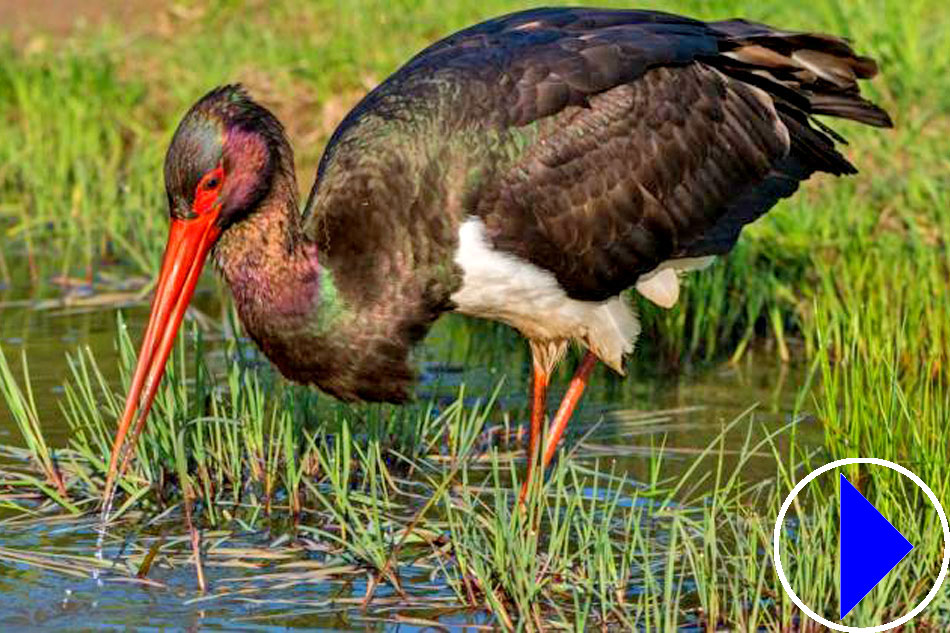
[311, 8, 721, 182]
[436, 9, 891, 301]
[305, 5, 891, 304]
[308, 8, 889, 302]
[471, 62, 794, 300]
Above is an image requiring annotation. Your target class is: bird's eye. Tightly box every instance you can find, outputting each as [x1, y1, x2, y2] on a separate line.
[192, 166, 225, 215]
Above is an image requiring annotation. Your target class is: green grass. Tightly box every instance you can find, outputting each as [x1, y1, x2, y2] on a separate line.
[1, 0, 950, 629]
[2, 313, 948, 629]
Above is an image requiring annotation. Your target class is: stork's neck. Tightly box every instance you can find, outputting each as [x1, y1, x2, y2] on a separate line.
[213, 163, 414, 403]
[214, 173, 318, 317]
[213, 170, 343, 374]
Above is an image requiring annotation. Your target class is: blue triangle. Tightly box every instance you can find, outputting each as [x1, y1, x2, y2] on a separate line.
[840, 474, 914, 619]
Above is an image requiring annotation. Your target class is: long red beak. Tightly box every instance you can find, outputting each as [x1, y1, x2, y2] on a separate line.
[102, 212, 221, 510]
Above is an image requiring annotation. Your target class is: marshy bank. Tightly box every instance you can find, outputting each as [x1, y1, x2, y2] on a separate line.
[1, 0, 950, 629]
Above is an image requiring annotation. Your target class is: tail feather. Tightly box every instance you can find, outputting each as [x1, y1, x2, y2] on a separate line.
[676, 18, 891, 260]
[808, 94, 893, 127]
[709, 19, 893, 129]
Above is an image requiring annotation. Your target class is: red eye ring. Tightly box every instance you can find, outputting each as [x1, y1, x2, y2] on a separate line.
[193, 165, 225, 215]
[198, 166, 224, 192]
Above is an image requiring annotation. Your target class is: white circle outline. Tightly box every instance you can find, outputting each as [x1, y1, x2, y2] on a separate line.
[773, 457, 950, 632]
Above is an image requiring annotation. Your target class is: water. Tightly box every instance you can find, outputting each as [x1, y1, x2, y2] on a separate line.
[0, 275, 821, 630]
[0, 513, 476, 630]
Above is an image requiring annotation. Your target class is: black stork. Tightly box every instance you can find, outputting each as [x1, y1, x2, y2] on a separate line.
[102, 7, 891, 507]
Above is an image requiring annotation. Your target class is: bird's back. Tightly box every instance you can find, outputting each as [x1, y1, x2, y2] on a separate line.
[307, 7, 888, 295]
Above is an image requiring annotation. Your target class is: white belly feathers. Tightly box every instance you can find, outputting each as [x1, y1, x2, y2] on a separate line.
[450, 218, 711, 373]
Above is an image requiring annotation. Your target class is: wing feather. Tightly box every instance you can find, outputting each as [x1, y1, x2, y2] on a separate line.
[305, 7, 890, 303]
[472, 63, 790, 300]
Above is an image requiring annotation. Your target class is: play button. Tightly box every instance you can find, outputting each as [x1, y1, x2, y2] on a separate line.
[773, 458, 950, 632]
[839, 474, 914, 619]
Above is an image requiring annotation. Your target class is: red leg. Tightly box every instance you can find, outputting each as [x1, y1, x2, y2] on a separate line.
[519, 359, 549, 502]
[541, 351, 598, 468]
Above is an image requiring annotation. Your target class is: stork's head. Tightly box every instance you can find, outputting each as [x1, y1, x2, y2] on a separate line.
[164, 85, 288, 230]
[102, 86, 288, 509]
